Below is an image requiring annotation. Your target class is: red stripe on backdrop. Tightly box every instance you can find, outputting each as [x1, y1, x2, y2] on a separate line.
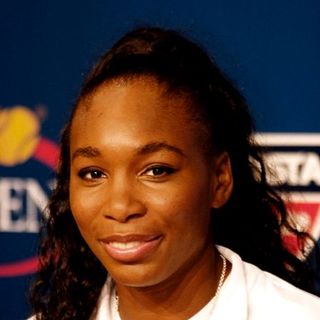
[33, 137, 59, 169]
[0, 256, 38, 277]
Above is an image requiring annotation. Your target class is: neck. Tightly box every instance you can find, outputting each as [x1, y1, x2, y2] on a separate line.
[115, 245, 229, 320]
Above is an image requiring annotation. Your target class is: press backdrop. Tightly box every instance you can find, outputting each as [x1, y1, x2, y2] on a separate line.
[1, 1, 319, 319]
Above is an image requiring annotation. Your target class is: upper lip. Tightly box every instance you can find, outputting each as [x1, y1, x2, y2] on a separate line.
[99, 234, 161, 243]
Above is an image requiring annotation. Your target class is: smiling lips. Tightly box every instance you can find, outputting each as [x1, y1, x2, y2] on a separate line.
[100, 234, 162, 263]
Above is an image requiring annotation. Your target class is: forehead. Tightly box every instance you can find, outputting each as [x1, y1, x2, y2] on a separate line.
[76, 76, 189, 119]
[72, 77, 200, 138]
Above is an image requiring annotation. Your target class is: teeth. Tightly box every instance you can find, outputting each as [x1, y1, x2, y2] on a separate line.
[109, 241, 142, 250]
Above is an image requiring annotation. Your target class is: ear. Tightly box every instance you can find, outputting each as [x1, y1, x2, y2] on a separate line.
[210, 152, 233, 209]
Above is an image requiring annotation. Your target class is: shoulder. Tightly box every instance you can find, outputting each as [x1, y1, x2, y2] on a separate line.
[246, 263, 320, 318]
[217, 246, 320, 320]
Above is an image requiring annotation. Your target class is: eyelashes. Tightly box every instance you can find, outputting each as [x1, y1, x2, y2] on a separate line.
[78, 168, 106, 181]
[77, 165, 176, 182]
[143, 165, 176, 178]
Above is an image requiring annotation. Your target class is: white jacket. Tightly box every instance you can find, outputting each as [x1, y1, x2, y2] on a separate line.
[92, 246, 320, 319]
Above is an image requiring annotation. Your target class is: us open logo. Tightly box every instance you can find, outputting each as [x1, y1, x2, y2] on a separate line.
[0, 105, 59, 277]
[256, 133, 320, 255]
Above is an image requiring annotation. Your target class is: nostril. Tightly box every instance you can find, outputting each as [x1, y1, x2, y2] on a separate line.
[102, 188, 147, 222]
[103, 211, 145, 222]
[126, 212, 145, 222]
[104, 213, 116, 220]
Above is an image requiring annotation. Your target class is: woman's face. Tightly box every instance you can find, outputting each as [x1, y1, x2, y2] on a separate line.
[69, 76, 231, 288]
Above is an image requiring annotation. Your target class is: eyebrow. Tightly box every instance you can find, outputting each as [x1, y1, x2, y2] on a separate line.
[136, 142, 186, 157]
[72, 146, 101, 161]
[71, 141, 185, 161]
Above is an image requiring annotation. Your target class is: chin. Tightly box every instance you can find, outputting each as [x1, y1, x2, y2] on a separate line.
[106, 263, 167, 288]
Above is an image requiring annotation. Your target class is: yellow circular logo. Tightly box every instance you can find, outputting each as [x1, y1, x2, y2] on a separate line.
[0, 106, 40, 166]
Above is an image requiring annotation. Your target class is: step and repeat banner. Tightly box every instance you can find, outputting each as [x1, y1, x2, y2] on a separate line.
[1, 1, 319, 319]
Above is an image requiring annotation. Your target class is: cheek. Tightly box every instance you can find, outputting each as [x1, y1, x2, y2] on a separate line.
[149, 182, 213, 276]
[149, 180, 212, 234]
[69, 187, 106, 262]
[69, 180, 100, 233]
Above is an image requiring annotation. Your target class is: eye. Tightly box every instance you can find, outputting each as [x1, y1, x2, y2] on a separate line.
[78, 168, 106, 181]
[144, 165, 176, 178]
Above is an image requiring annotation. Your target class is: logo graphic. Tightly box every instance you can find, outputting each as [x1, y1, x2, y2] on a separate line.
[0, 105, 59, 277]
[256, 133, 320, 256]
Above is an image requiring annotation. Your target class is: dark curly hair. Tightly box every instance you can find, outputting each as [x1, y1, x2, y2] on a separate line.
[29, 27, 320, 319]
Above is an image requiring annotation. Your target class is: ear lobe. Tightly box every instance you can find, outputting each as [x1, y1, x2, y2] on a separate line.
[211, 152, 233, 209]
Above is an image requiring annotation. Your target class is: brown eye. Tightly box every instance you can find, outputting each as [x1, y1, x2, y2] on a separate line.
[151, 167, 166, 176]
[78, 168, 106, 180]
[145, 166, 176, 177]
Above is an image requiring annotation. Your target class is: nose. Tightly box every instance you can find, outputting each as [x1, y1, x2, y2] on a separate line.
[103, 175, 146, 223]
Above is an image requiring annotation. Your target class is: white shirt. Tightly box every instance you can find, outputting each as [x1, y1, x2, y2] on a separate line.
[92, 246, 320, 319]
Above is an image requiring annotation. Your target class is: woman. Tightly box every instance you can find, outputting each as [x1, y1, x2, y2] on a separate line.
[29, 27, 320, 319]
